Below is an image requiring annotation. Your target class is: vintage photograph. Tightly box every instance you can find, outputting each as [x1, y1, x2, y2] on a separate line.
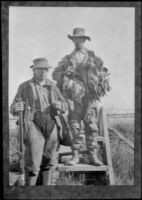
[8, 6, 135, 187]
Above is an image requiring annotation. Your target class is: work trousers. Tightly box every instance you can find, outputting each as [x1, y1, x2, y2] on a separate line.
[68, 97, 100, 150]
[24, 120, 59, 178]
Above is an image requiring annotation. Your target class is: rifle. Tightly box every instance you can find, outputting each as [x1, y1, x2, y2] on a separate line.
[15, 97, 25, 186]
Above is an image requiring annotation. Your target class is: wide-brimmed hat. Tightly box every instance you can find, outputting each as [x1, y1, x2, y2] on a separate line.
[30, 58, 52, 69]
[68, 27, 91, 41]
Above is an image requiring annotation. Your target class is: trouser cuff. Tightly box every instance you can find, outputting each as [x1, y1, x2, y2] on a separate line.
[40, 155, 58, 171]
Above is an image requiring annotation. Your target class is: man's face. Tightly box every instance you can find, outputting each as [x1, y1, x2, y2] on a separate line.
[72, 37, 86, 49]
[33, 68, 49, 81]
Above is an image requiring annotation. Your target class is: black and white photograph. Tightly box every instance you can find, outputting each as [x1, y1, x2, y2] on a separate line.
[2, 1, 141, 199]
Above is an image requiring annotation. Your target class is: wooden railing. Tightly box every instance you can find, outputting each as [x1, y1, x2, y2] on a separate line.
[108, 127, 134, 150]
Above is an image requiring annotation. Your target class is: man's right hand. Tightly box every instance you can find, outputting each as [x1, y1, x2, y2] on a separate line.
[14, 102, 25, 112]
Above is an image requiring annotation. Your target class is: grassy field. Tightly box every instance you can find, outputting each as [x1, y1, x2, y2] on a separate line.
[108, 117, 134, 185]
[9, 116, 134, 185]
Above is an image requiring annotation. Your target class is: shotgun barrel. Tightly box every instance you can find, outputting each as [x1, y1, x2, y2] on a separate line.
[16, 97, 25, 185]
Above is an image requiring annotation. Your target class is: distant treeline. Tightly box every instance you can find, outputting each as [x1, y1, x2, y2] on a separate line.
[107, 113, 134, 119]
[9, 113, 134, 131]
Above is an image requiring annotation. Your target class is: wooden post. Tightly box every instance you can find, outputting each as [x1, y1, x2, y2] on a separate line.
[99, 106, 115, 185]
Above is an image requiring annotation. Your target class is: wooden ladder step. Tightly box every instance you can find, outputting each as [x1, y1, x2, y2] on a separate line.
[96, 136, 106, 142]
[56, 163, 109, 172]
[59, 150, 87, 158]
[80, 136, 105, 142]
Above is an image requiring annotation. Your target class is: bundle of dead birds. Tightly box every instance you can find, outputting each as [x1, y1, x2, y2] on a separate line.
[62, 62, 111, 103]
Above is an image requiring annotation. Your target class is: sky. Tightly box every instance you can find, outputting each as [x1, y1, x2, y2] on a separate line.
[9, 7, 135, 113]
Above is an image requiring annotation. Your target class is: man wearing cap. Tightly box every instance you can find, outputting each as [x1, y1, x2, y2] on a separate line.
[10, 58, 68, 185]
[53, 28, 111, 166]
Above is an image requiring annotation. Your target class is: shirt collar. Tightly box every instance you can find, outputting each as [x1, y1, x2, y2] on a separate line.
[32, 77, 51, 86]
[74, 47, 87, 54]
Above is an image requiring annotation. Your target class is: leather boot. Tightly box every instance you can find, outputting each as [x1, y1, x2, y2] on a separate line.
[87, 147, 103, 166]
[42, 169, 52, 185]
[85, 134, 103, 166]
[64, 149, 80, 165]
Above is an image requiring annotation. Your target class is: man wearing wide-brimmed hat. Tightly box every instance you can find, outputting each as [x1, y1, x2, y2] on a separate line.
[68, 27, 91, 41]
[10, 58, 69, 185]
[53, 28, 111, 166]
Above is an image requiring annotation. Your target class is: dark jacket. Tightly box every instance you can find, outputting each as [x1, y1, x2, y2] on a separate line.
[10, 77, 68, 116]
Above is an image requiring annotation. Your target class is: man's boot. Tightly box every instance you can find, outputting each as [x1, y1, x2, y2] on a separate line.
[86, 138, 103, 166]
[64, 149, 80, 165]
[25, 171, 39, 186]
[42, 169, 52, 185]
[87, 147, 103, 166]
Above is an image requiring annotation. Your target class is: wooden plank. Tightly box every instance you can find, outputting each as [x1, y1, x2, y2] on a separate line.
[108, 127, 134, 150]
[99, 107, 115, 185]
[56, 163, 109, 172]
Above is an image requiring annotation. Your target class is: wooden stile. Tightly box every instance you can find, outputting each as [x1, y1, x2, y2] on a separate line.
[50, 106, 115, 185]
